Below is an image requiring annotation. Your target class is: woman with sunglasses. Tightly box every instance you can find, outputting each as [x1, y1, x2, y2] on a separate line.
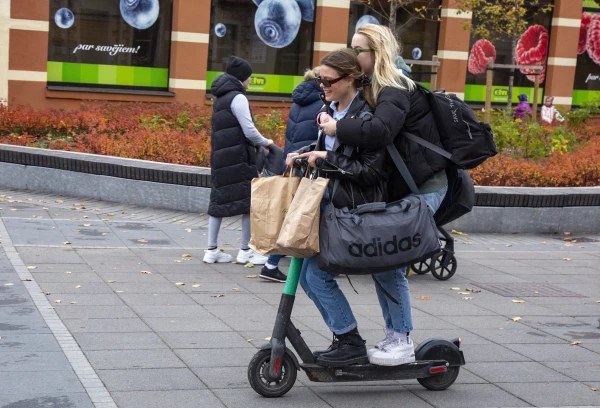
[284, 48, 389, 367]
[318, 25, 449, 367]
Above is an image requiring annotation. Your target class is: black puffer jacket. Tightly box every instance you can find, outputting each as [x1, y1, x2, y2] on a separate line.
[336, 83, 448, 201]
[296, 92, 389, 210]
[208, 73, 258, 217]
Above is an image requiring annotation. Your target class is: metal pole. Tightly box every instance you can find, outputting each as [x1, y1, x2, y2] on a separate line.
[431, 55, 438, 90]
[532, 63, 541, 121]
[485, 63, 493, 124]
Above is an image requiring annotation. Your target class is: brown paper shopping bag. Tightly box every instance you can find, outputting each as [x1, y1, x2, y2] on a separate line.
[248, 171, 301, 255]
[276, 175, 330, 258]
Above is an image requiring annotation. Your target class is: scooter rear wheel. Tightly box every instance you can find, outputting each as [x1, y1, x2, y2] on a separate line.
[248, 349, 297, 397]
[417, 366, 460, 390]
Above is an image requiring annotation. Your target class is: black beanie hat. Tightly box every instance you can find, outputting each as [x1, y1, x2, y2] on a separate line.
[226, 56, 252, 82]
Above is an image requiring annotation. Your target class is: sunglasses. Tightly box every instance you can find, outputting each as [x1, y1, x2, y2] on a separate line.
[352, 48, 372, 56]
[315, 74, 349, 87]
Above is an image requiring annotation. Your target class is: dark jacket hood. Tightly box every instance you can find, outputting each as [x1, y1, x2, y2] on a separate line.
[292, 80, 323, 107]
[211, 73, 245, 97]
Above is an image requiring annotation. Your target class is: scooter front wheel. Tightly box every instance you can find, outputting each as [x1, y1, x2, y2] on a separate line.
[248, 349, 297, 397]
[417, 366, 460, 390]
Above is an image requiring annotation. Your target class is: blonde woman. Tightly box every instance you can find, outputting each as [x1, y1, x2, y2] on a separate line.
[319, 25, 449, 367]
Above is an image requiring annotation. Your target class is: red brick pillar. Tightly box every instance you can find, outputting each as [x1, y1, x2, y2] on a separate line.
[437, 0, 472, 99]
[544, 0, 583, 107]
[312, 0, 350, 66]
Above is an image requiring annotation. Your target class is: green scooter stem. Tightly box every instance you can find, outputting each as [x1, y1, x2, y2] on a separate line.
[283, 257, 303, 295]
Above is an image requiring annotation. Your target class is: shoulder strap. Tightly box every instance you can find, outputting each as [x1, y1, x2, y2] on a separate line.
[403, 131, 452, 160]
[386, 144, 421, 195]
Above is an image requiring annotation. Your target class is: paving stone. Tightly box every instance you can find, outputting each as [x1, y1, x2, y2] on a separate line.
[37, 282, 114, 294]
[72, 332, 167, 351]
[31, 272, 105, 283]
[0, 351, 73, 371]
[128, 304, 209, 318]
[84, 349, 185, 369]
[0, 370, 86, 394]
[407, 383, 531, 407]
[97, 368, 205, 391]
[466, 361, 574, 383]
[142, 317, 231, 332]
[46, 293, 125, 306]
[544, 361, 600, 382]
[497, 382, 600, 407]
[112, 390, 225, 408]
[191, 366, 256, 389]
[118, 293, 197, 306]
[158, 331, 254, 349]
[63, 318, 151, 333]
[16, 247, 84, 264]
[55, 305, 137, 319]
[0, 316, 53, 334]
[474, 327, 566, 344]
[0, 393, 94, 408]
[174, 348, 257, 368]
[0, 334, 62, 352]
[311, 384, 434, 408]
[212, 387, 324, 408]
[459, 344, 532, 362]
[504, 343, 600, 362]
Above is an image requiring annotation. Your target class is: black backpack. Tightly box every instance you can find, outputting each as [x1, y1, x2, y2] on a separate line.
[408, 82, 498, 170]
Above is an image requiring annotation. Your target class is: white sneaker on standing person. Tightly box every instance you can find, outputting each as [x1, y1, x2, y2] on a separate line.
[203, 56, 274, 265]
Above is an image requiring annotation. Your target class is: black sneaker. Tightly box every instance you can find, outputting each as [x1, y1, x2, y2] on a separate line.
[316, 329, 368, 367]
[259, 266, 287, 283]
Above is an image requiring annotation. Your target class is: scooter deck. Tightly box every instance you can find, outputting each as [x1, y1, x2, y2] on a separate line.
[300, 359, 450, 382]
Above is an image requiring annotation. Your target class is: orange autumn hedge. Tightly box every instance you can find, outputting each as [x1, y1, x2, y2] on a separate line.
[1, 102, 599, 187]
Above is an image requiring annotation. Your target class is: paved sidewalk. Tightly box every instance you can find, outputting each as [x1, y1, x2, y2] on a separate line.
[0, 188, 599, 408]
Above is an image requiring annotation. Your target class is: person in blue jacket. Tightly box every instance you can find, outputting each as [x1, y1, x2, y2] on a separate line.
[259, 67, 324, 283]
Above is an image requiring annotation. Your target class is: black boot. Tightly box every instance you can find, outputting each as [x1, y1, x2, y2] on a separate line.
[313, 334, 339, 358]
[316, 328, 368, 367]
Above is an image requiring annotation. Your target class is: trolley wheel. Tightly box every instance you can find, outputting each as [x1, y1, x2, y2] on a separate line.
[430, 252, 457, 281]
[248, 349, 297, 398]
[418, 366, 460, 390]
[411, 258, 432, 275]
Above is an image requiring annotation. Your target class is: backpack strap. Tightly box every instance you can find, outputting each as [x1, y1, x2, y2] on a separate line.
[403, 131, 453, 161]
[386, 144, 421, 195]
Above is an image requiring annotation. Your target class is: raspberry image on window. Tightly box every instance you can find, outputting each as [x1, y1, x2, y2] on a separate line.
[586, 14, 600, 65]
[515, 25, 549, 83]
[468, 39, 496, 75]
[579, 12, 592, 55]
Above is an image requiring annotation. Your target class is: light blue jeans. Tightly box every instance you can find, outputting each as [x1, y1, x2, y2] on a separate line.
[300, 185, 448, 335]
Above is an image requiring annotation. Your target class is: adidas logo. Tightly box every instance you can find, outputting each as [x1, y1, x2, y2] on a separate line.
[348, 234, 422, 257]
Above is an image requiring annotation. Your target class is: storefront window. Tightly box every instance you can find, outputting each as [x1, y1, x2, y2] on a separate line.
[573, 0, 600, 105]
[464, 0, 554, 104]
[207, 0, 317, 96]
[347, 0, 440, 86]
[47, 0, 173, 92]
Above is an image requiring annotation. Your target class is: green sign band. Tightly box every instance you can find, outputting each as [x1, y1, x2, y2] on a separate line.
[207, 71, 304, 94]
[464, 84, 544, 103]
[47, 61, 169, 88]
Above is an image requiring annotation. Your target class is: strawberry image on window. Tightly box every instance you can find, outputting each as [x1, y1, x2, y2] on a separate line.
[579, 12, 592, 55]
[468, 39, 497, 75]
[515, 25, 549, 83]
[586, 14, 600, 65]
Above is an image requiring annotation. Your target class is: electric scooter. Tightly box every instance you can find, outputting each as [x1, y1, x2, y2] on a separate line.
[247, 257, 466, 397]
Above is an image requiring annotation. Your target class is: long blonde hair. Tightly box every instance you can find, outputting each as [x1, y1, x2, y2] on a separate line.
[356, 24, 415, 100]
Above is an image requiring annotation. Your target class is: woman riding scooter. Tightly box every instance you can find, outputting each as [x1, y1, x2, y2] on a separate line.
[318, 24, 450, 366]
[285, 48, 389, 367]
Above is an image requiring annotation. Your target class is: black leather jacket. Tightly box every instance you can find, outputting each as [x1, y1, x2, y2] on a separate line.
[295, 91, 389, 210]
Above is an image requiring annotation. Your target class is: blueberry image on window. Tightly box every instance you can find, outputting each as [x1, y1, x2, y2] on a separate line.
[215, 23, 227, 37]
[120, 0, 160, 30]
[254, 0, 301, 48]
[355, 15, 379, 32]
[54, 8, 74, 29]
[412, 47, 422, 60]
[253, 0, 314, 22]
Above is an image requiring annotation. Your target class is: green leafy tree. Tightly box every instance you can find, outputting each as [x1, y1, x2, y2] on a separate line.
[455, 0, 553, 107]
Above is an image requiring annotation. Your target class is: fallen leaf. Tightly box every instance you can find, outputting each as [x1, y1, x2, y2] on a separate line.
[73, 230, 80, 233]
[571, 341, 581, 345]
[45, 292, 51, 295]
[449, 287, 460, 291]
[192, 284, 200, 288]
[488, 248, 496, 251]
[564, 231, 572, 235]
[55, 300, 62, 303]
[534, 291, 539, 294]
[458, 292, 470, 295]
[264, 337, 271, 341]
[211, 294, 224, 298]
[246, 275, 257, 279]
[184, 228, 192, 232]
[4, 283, 14, 286]
[451, 229, 468, 236]
[592, 387, 598, 391]
[141, 271, 152, 274]
[596, 300, 600, 303]
[70, 301, 77, 304]
[177, 220, 187, 224]
[563, 258, 572, 261]
[83, 216, 88, 219]
[232, 288, 240, 291]
[101, 218, 109, 221]
[107, 213, 115, 216]
[244, 263, 255, 268]
[63, 241, 72, 245]
[23, 278, 32, 282]
[83, 224, 91, 227]
[66, 271, 72, 274]
[417, 295, 430, 300]
[102, 233, 109, 236]
[107, 280, 116, 283]
[512, 317, 521, 322]
[541, 241, 547, 244]
[506, 244, 512, 247]
[75, 285, 81, 289]
[27, 266, 37, 269]
[121, 211, 126, 214]
[247, 339, 253, 342]
[174, 260, 182, 263]
[55, 200, 64, 204]
[182, 254, 192, 258]
[462, 297, 473, 300]
[137, 239, 148, 243]
[565, 243, 574, 247]
[512, 300, 525, 303]
[175, 282, 185, 286]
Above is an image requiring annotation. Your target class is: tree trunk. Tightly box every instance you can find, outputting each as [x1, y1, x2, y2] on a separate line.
[507, 38, 517, 110]
[389, 0, 398, 32]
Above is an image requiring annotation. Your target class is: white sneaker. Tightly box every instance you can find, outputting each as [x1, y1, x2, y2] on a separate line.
[369, 337, 415, 366]
[236, 249, 268, 265]
[367, 327, 395, 358]
[203, 248, 232, 264]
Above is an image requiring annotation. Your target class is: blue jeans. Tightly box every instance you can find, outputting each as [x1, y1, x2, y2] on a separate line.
[267, 255, 283, 265]
[300, 184, 448, 335]
[374, 185, 448, 334]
